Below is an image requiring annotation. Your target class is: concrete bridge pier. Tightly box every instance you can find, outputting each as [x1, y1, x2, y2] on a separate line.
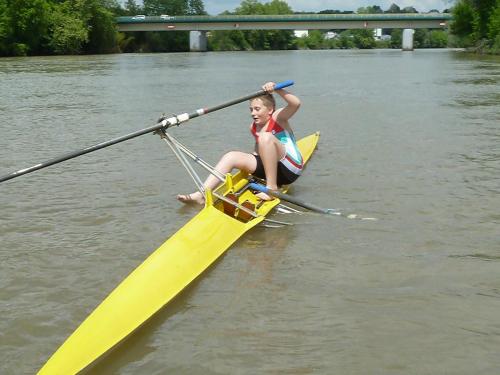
[190, 31, 207, 52]
[402, 29, 414, 51]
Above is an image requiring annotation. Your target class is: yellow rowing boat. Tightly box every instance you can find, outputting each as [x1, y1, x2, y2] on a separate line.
[37, 131, 320, 374]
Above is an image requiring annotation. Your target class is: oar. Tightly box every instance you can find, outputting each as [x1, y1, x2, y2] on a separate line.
[249, 183, 378, 220]
[0, 80, 294, 184]
[248, 183, 335, 214]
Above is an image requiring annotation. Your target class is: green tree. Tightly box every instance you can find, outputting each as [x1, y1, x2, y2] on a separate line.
[85, 2, 117, 53]
[143, 0, 188, 15]
[488, 0, 500, 51]
[451, 0, 475, 37]
[239, 0, 294, 50]
[357, 5, 383, 14]
[188, 0, 206, 15]
[488, 0, 500, 37]
[414, 28, 427, 47]
[7, 0, 52, 55]
[296, 30, 327, 49]
[138, 0, 189, 52]
[401, 6, 418, 13]
[104, 0, 124, 16]
[472, 0, 497, 38]
[0, 0, 11, 55]
[386, 3, 401, 13]
[123, 0, 142, 15]
[318, 9, 342, 14]
[451, 0, 499, 50]
[60, 0, 117, 54]
[338, 31, 355, 48]
[49, 2, 89, 54]
[236, 0, 265, 14]
[352, 29, 376, 48]
[428, 30, 448, 47]
[412, 29, 448, 48]
[210, 0, 294, 51]
[390, 28, 402, 48]
[209, 29, 251, 50]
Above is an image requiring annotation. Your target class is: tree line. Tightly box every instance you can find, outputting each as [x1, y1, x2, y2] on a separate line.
[1, 0, 498, 56]
[451, 0, 500, 53]
[0, 0, 206, 56]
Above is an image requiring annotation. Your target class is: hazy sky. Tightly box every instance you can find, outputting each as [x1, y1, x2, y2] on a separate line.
[203, 0, 454, 15]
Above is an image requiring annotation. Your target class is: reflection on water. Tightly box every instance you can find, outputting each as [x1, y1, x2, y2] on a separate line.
[238, 226, 294, 289]
[450, 253, 500, 262]
[1, 50, 500, 374]
[449, 57, 500, 203]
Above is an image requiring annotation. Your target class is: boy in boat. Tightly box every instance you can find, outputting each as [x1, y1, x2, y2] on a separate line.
[177, 81, 303, 204]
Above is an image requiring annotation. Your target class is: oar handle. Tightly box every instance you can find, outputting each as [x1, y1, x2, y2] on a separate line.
[275, 80, 294, 90]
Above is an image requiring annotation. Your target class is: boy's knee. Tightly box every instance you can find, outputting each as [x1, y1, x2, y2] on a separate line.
[223, 151, 239, 160]
[258, 132, 274, 144]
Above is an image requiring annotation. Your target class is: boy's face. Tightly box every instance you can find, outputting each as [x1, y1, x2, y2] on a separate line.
[250, 98, 273, 126]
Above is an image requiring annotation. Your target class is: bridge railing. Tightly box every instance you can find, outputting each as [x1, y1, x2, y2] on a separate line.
[116, 13, 452, 51]
[116, 13, 452, 25]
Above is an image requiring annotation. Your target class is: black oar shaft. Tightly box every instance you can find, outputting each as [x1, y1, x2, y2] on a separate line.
[190, 92, 265, 117]
[0, 123, 164, 183]
[0, 80, 294, 184]
[188, 80, 294, 119]
[248, 183, 332, 214]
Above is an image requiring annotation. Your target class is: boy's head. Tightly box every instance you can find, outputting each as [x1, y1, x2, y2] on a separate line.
[251, 94, 275, 111]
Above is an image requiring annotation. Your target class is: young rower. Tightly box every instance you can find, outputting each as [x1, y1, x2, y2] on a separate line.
[177, 81, 303, 204]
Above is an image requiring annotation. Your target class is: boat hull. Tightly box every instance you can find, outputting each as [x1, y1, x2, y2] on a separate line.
[38, 132, 320, 374]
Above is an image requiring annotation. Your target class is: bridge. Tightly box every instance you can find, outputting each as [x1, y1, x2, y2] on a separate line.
[116, 13, 453, 51]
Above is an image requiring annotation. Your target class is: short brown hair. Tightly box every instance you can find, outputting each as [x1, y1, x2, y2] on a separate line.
[251, 94, 275, 110]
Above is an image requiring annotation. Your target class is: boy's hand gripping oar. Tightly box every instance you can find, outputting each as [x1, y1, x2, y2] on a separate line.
[0, 80, 294, 184]
[248, 183, 378, 220]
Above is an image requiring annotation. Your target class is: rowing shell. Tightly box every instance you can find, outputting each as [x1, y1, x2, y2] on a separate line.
[37, 131, 320, 374]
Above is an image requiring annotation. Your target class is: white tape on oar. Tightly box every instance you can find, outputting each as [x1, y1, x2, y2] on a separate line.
[163, 117, 177, 126]
[177, 113, 190, 123]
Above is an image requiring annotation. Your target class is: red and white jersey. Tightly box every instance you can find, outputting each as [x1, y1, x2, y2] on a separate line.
[251, 117, 303, 175]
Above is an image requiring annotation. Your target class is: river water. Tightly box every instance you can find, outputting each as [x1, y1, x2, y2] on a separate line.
[1, 50, 499, 374]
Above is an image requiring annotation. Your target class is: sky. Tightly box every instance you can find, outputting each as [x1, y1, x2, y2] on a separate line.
[202, 0, 455, 15]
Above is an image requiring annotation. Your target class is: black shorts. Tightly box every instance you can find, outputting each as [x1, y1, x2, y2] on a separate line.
[252, 154, 300, 186]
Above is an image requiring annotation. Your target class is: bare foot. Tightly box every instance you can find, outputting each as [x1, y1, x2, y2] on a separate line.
[255, 191, 274, 201]
[177, 191, 205, 204]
